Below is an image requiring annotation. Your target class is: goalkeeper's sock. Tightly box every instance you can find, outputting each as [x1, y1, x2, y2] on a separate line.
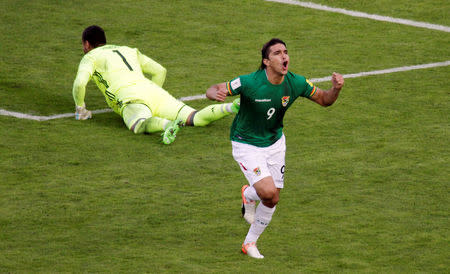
[244, 204, 276, 244]
[192, 103, 234, 126]
[141, 117, 171, 133]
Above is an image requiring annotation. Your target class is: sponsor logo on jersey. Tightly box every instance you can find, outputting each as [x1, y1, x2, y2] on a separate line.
[255, 99, 271, 102]
[253, 167, 261, 176]
[281, 96, 290, 107]
[230, 78, 241, 90]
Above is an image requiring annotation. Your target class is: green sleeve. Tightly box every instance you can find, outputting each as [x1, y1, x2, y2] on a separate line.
[137, 49, 167, 87]
[226, 76, 244, 96]
[292, 73, 316, 98]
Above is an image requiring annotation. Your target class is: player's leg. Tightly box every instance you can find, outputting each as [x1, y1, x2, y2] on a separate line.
[122, 103, 182, 144]
[122, 103, 168, 133]
[117, 84, 182, 143]
[158, 99, 237, 127]
[146, 84, 239, 126]
[241, 184, 258, 224]
[247, 133, 287, 227]
[232, 136, 286, 259]
[232, 141, 263, 225]
[242, 177, 279, 259]
[231, 142, 271, 259]
[242, 135, 286, 257]
[146, 87, 194, 125]
[184, 98, 240, 126]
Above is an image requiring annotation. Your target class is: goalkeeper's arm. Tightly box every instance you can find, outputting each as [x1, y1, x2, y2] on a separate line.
[72, 70, 92, 120]
[137, 49, 167, 87]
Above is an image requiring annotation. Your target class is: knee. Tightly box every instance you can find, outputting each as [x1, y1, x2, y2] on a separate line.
[129, 118, 146, 134]
[130, 127, 143, 134]
[271, 194, 280, 206]
[258, 187, 279, 207]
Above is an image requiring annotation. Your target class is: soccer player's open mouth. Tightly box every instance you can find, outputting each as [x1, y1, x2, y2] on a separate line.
[282, 61, 288, 70]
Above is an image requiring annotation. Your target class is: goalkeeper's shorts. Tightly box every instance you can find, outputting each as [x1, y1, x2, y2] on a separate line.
[118, 82, 195, 123]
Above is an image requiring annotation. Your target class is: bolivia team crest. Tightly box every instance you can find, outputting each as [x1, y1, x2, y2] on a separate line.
[253, 167, 261, 176]
[281, 96, 290, 107]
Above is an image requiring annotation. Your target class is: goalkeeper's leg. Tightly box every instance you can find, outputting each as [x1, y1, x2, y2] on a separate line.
[123, 103, 172, 134]
[183, 98, 240, 126]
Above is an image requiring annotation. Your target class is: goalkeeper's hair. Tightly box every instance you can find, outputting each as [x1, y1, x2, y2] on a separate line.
[259, 38, 286, 70]
[82, 25, 106, 48]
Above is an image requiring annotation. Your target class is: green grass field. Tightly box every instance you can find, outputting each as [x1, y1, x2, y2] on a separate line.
[0, 0, 449, 272]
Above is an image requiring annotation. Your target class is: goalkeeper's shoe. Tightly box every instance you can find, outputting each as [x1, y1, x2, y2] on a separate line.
[241, 242, 264, 259]
[75, 104, 92, 120]
[231, 98, 240, 113]
[161, 119, 183, 145]
[241, 185, 256, 224]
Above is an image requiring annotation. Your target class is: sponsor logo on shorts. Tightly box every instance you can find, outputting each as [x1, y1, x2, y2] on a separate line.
[239, 162, 247, 171]
[281, 96, 290, 107]
[253, 167, 261, 176]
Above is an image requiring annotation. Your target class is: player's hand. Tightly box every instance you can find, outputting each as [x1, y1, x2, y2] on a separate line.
[206, 82, 228, 102]
[75, 103, 92, 120]
[215, 85, 229, 102]
[331, 72, 344, 90]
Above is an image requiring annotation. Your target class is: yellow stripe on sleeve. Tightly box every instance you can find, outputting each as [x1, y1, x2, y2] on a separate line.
[309, 86, 317, 97]
[226, 82, 233, 95]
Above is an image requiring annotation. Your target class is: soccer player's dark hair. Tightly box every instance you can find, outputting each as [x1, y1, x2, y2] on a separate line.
[82, 25, 107, 48]
[259, 38, 286, 70]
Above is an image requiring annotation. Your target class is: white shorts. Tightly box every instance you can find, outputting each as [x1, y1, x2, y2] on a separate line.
[232, 134, 286, 188]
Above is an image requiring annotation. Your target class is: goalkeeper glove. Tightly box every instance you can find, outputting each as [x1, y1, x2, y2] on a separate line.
[75, 103, 92, 120]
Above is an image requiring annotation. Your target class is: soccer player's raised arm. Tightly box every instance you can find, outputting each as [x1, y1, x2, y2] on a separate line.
[138, 50, 167, 87]
[206, 82, 229, 102]
[310, 72, 344, 107]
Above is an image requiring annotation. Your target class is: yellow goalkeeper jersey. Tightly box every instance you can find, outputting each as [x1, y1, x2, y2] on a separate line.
[72, 45, 167, 113]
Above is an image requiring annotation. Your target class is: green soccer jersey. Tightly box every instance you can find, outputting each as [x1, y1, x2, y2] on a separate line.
[72, 45, 167, 113]
[226, 69, 317, 147]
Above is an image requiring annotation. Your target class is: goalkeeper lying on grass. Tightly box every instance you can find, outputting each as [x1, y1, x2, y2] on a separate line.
[72, 25, 239, 144]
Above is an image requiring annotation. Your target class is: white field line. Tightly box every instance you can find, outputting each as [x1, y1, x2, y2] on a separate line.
[309, 60, 450, 82]
[1, 60, 449, 121]
[266, 0, 450, 33]
[0, 108, 112, 121]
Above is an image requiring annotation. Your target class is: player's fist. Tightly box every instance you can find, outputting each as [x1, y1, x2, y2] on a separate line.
[206, 82, 228, 102]
[75, 103, 92, 120]
[331, 72, 344, 90]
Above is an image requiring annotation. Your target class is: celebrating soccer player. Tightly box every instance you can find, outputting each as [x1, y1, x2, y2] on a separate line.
[72, 25, 239, 144]
[206, 38, 344, 259]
